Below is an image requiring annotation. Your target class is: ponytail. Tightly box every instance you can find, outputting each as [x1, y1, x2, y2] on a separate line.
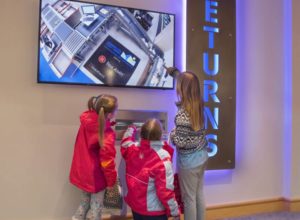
[87, 96, 96, 111]
[90, 94, 117, 148]
[98, 106, 105, 148]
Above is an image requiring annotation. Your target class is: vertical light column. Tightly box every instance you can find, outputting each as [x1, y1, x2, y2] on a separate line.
[182, 0, 187, 70]
[291, 0, 300, 201]
[283, 0, 292, 199]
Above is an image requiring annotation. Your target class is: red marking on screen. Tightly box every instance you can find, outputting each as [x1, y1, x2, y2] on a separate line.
[98, 55, 106, 63]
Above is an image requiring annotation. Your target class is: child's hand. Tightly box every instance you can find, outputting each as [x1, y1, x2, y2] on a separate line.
[127, 124, 137, 135]
[172, 215, 180, 220]
[166, 66, 180, 77]
[128, 124, 137, 130]
[106, 186, 114, 190]
[122, 125, 137, 140]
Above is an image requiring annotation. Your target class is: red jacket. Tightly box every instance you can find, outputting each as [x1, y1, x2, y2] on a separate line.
[121, 126, 180, 217]
[69, 110, 117, 193]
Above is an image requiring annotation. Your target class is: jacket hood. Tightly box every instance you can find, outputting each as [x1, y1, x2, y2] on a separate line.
[140, 139, 165, 149]
[140, 139, 174, 158]
[80, 110, 98, 126]
[80, 110, 115, 128]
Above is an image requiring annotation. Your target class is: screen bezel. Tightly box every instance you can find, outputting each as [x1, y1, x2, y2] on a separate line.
[37, 0, 176, 90]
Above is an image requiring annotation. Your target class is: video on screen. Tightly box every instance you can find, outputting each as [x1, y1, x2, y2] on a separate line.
[38, 0, 175, 89]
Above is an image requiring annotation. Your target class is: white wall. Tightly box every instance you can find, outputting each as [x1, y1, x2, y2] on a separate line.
[0, 1, 183, 220]
[0, 0, 296, 220]
[204, 0, 285, 205]
[291, 0, 300, 199]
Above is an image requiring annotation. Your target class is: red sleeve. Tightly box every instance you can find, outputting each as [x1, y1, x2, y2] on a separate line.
[120, 126, 137, 159]
[84, 122, 99, 148]
[153, 158, 180, 217]
[99, 131, 117, 187]
[163, 142, 174, 159]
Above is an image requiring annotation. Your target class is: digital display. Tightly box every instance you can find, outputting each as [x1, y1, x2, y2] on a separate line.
[81, 5, 96, 14]
[84, 36, 140, 85]
[38, 0, 175, 89]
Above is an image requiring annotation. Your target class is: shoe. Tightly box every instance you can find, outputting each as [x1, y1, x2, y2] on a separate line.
[72, 205, 88, 220]
[85, 210, 101, 220]
[72, 216, 82, 220]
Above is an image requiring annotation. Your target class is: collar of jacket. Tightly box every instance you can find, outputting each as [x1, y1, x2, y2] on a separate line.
[140, 139, 164, 148]
[105, 119, 116, 128]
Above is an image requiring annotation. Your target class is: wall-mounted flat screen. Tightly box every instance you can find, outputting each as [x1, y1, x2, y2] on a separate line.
[38, 0, 175, 89]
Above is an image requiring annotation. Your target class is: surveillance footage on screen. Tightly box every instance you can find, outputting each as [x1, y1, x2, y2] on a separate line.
[38, 0, 175, 89]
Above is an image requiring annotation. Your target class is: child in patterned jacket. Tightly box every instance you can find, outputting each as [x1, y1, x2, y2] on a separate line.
[169, 70, 209, 220]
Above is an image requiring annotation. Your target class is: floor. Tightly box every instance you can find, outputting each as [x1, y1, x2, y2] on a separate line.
[106, 212, 300, 220]
[220, 211, 300, 220]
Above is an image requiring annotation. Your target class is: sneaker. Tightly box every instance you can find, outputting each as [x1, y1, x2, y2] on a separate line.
[86, 209, 101, 220]
[72, 205, 88, 220]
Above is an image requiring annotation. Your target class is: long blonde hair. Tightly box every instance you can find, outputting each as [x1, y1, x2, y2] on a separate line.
[87, 94, 118, 147]
[176, 71, 204, 131]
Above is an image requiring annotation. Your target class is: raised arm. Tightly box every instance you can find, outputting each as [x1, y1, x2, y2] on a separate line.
[165, 66, 181, 78]
[120, 125, 138, 159]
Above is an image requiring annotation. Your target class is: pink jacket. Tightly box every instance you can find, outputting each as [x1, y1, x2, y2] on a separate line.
[69, 110, 117, 193]
[121, 126, 179, 217]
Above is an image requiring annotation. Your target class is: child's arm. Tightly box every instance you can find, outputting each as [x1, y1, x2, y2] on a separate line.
[99, 131, 117, 187]
[165, 66, 181, 78]
[84, 122, 99, 148]
[153, 158, 180, 218]
[169, 114, 183, 148]
[120, 125, 138, 159]
[169, 127, 177, 147]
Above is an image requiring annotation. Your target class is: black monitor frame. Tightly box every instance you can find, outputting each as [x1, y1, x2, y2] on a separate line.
[37, 0, 176, 90]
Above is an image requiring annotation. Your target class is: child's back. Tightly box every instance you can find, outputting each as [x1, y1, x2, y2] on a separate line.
[169, 70, 209, 220]
[69, 94, 118, 220]
[121, 119, 180, 219]
[70, 110, 116, 192]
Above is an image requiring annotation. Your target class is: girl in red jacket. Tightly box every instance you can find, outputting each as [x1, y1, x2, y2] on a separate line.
[121, 119, 180, 220]
[69, 94, 118, 220]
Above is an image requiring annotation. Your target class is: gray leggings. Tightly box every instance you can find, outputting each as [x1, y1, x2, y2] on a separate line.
[178, 162, 207, 220]
[73, 190, 105, 220]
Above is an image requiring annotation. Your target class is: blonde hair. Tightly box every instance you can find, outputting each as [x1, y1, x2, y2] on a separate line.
[140, 118, 162, 141]
[176, 71, 204, 131]
[87, 94, 118, 147]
